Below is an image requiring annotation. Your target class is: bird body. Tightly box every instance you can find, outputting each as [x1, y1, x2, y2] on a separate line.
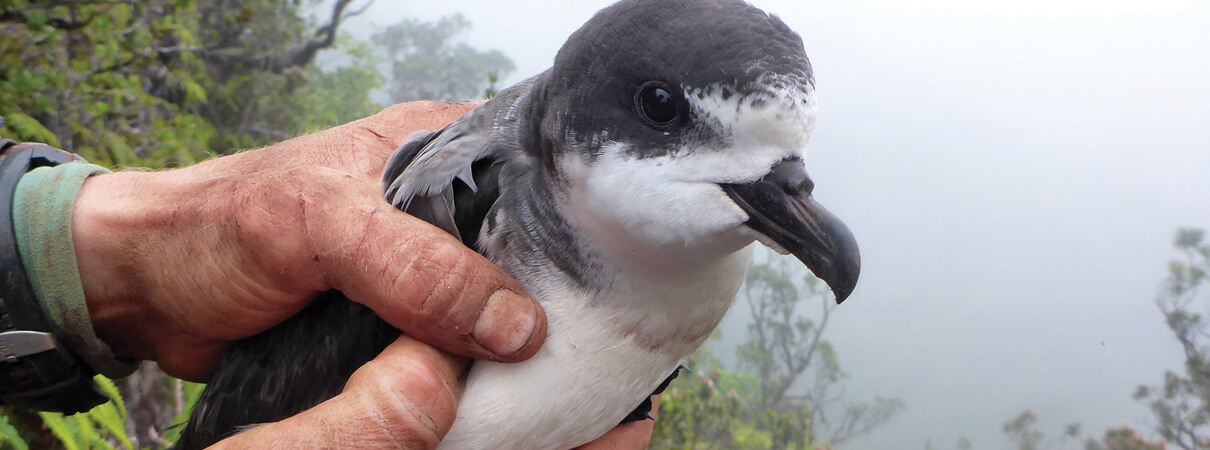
[387, 79, 761, 447]
[443, 247, 750, 449]
[180, 1, 861, 448]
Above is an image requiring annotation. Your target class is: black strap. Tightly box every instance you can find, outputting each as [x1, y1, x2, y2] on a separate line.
[0, 143, 109, 414]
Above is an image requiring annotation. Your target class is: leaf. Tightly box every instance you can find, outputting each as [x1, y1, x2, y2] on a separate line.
[0, 416, 28, 450]
[26, 11, 48, 32]
[69, 414, 108, 450]
[37, 413, 78, 450]
[181, 79, 207, 105]
[92, 376, 126, 420]
[0, 112, 60, 147]
[88, 403, 132, 449]
[100, 130, 136, 167]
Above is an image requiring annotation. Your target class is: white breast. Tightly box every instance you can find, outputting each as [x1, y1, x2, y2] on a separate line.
[436, 246, 754, 450]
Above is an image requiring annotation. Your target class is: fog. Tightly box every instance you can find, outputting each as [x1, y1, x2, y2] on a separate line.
[332, 1, 1210, 447]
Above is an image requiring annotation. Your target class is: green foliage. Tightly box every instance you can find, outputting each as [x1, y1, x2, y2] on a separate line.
[956, 437, 974, 450]
[1082, 426, 1166, 450]
[0, 375, 136, 450]
[0, 0, 382, 169]
[373, 14, 515, 103]
[1003, 409, 1045, 450]
[0, 1, 525, 447]
[737, 256, 901, 444]
[158, 379, 206, 445]
[1, 371, 206, 449]
[1001, 409, 1084, 450]
[1136, 228, 1210, 449]
[654, 255, 900, 448]
[0, 1, 385, 447]
[651, 345, 817, 450]
[0, 415, 28, 450]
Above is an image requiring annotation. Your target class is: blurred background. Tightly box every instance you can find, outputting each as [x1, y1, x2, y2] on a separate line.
[1, 0, 1208, 448]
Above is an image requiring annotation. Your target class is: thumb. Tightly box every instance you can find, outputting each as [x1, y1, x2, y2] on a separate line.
[214, 336, 468, 449]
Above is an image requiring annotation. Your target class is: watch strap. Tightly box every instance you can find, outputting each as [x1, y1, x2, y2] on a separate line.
[0, 142, 109, 414]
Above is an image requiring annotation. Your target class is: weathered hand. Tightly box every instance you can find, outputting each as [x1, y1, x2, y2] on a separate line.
[213, 335, 468, 448]
[72, 101, 545, 382]
[213, 335, 659, 449]
[70, 100, 654, 448]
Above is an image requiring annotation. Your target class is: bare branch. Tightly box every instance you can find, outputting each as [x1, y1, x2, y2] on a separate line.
[290, 0, 371, 68]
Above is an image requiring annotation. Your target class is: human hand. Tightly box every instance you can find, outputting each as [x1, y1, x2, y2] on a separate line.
[212, 334, 660, 449]
[72, 101, 546, 382]
[70, 100, 653, 448]
[213, 335, 468, 448]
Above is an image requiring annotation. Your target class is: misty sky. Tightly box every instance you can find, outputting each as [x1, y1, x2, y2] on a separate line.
[328, 0, 1210, 447]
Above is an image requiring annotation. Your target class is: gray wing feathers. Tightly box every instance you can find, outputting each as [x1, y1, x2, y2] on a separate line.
[387, 126, 490, 207]
[381, 76, 540, 240]
[381, 88, 532, 241]
[383, 120, 496, 241]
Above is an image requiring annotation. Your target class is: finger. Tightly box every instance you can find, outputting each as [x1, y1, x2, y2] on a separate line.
[197, 101, 482, 181]
[576, 396, 660, 450]
[309, 197, 547, 363]
[215, 336, 468, 449]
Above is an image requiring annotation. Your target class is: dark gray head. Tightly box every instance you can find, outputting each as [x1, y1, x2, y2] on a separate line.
[534, 0, 815, 161]
[532, 0, 859, 302]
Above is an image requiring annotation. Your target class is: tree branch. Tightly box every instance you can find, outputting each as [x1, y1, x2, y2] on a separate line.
[0, 8, 97, 30]
[289, 0, 374, 68]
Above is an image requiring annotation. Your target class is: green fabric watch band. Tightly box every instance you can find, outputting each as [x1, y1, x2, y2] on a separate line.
[12, 163, 140, 378]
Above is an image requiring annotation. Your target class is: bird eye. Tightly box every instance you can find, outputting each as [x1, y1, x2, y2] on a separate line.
[635, 82, 680, 128]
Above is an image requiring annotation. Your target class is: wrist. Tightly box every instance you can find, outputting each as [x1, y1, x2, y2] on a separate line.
[72, 171, 160, 361]
[72, 166, 244, 381]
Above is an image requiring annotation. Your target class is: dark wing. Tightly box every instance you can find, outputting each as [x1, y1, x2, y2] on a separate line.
[383, 80, 535, 246]
[177, 80, 540, 450]
[174, 292, 397, 450]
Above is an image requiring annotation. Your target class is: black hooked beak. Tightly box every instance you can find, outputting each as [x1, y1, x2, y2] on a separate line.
[720, 159, 861, 303]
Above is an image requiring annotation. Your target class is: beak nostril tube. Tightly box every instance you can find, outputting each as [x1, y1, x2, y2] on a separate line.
[765, 159, 815, 196]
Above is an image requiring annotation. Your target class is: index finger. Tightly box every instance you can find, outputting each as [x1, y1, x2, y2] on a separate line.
[300, 183, 547, 363]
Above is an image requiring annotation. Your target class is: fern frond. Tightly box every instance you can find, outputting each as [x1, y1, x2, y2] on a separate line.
[92, 376, 126, 421]
[37, 413, 79, 450]
[0, 415, 29, 450]
[89, 403, 132, 449]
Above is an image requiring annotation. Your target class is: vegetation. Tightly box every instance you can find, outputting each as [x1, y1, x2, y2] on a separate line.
[0, 1, 505, 447]
[1135, 228, 1210, 449]
[737, 258, 902, 444]
[998, 228, 1209, 450]
[650, 257, 902, 449]
[372, 13, 514, 103]
[999, 409, 1081, 450]
[0, 0, 383, 168]
[650, 345, 816, 449]
[9, 0, 1198, 449]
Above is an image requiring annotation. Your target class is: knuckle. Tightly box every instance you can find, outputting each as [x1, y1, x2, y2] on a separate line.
[389, 232, 475, 312]
[229, 178, 307, 257]
[353, 355, 458, 446]
[339, 205, 404, 274]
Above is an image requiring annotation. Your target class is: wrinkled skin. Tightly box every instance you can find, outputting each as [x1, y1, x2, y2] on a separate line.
[70, 101, 654, 448]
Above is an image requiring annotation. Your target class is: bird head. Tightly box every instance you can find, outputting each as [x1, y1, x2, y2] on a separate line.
[538, 0, 860, 302]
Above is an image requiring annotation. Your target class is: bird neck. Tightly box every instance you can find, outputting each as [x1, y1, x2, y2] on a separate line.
[489, 178, 752, 354]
